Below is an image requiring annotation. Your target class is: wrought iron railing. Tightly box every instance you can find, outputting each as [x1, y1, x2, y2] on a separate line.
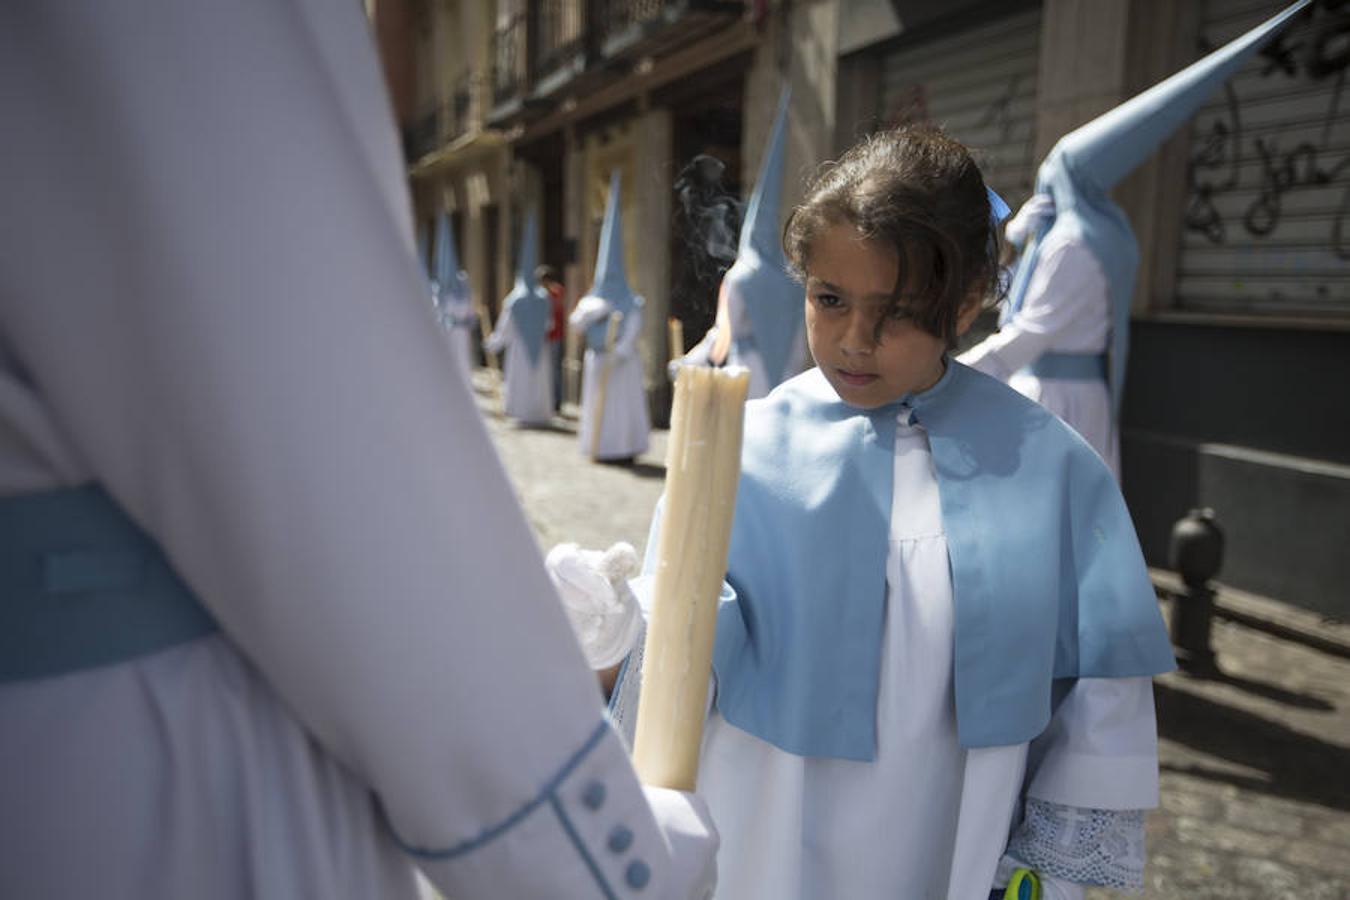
[492, 13, 527, 106]
[534, 0, 588, 81]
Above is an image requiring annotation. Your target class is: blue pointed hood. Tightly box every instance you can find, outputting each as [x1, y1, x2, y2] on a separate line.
[1011, 0, 1310, 418]
[433, 210, 471, 311]
[585, 171, 642, 351]
[724, 87, 802, 393]
[502, 211, 551, 365]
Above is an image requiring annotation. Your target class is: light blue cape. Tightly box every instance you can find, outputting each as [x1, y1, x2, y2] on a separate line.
[432, 210, 471, 313]
[585, 171, 642, 351]
[501, 212, 550, 366]
[704, 363, 1174, 758]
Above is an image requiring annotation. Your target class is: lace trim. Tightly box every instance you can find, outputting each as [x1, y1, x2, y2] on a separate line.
[1005, 798, 1146, 892]
[606, 621, 645, 748]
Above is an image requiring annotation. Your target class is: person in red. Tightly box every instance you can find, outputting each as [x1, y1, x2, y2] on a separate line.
[537, 264, 567, 411]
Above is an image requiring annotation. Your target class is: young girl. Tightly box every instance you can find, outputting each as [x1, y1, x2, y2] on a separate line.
[554, 125, 1174, 900]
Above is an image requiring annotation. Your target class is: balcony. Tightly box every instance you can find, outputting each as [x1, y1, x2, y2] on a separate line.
[403, 72, 481, 166]
[488, 0, 743, 124]
[597, 0, 744, 62]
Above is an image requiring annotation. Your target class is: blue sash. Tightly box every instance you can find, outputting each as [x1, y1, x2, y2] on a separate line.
[1022, 351, 1107, 381]
[0, 484, 218, 682]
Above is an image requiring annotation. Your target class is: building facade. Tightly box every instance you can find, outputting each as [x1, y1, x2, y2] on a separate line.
[839, 0, 1350, 614]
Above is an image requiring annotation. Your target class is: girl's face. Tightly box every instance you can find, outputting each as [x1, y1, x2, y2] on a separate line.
[803, 222, 979, 410]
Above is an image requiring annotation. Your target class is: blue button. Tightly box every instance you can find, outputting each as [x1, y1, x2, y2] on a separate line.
[625, 860, 651, 890]
[607, 824, 634, 853]
[581, 780, 606, 810]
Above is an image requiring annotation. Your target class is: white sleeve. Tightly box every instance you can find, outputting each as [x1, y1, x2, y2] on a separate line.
[957, 238, 1107, 380]
[1026, 677, 1160, 810]
[0, 4, 680, 898]
[485, 303, 513, 354]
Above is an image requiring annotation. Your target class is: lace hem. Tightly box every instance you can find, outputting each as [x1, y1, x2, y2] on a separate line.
[1005, 797, 1146, 892]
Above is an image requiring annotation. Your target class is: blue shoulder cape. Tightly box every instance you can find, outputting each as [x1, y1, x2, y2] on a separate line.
[707, 362, 1174, 759]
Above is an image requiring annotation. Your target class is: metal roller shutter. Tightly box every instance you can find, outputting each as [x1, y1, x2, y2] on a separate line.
[1179, 0, 1350, 316]
[879, 8, 1043, 210]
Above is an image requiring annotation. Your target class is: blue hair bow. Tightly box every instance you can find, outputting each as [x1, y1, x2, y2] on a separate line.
[986, 186, 1011, 226]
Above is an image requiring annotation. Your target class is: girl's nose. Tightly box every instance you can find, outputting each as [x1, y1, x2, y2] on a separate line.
[840, 310, 877, 356]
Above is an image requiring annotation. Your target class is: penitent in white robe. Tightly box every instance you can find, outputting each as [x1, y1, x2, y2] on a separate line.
[614, 408, 1158, 899]
[571, 299, 650, 460]
[0, 3, 688, 898]
[486, 304, 555, 426]
[958, 232, 1120, 480]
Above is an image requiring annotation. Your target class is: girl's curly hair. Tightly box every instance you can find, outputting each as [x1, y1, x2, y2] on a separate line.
[783, 125, 1004, 347]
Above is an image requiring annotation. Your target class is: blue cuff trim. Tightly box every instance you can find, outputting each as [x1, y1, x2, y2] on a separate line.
[395, 718, 611, 861]
[550, 793, 620, 900]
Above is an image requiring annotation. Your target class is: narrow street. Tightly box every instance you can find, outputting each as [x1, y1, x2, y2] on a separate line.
[475, 375, 1350, 900]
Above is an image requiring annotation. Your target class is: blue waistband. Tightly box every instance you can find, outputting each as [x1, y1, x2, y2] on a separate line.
[0, 484, 218, 683]
[1021, 351, 1107, 381]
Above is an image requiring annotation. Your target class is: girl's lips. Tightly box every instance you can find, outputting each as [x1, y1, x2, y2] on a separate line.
[836, 368, 878, 386]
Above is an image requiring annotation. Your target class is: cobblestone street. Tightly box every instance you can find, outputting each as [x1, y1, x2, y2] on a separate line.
[474, 377, 1350, 900]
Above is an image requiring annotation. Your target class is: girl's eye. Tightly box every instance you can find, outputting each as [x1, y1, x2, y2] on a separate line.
[813, 292, 842, 309]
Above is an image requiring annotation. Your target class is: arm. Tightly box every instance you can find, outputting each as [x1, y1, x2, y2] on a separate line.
[1000, 677, 1159, 894]
[0, 5, 707, 897]
[957, 238, 1108, 381]
[484, 302, 512, 354]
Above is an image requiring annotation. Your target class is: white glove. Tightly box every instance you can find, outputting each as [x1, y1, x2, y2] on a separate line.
[1004, 192, 1056, 246]
[644, 786, 719, 900]
[545, 542, 643, 669]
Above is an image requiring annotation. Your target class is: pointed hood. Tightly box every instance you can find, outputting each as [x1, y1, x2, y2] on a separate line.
[585, 171, 642, 351]
[1010, 0, 1310, 418]
[432, 210, 470, 311]
[501, 210, 551, 365]
[723, 87, 802, 396]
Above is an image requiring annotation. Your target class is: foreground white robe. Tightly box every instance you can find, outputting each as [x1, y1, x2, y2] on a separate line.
[959, 232, 1119, 479]
[614, 410, 1158, 899]
[0, 4, 688, 897]
[486, 305, 554, 426]
[571, 300, 650, 460]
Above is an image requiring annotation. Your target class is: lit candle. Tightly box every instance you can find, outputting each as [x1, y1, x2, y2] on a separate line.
[632, 365, 749, 790]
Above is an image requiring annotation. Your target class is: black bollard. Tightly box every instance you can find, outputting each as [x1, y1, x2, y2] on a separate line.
[1169, 507, 1224, 674]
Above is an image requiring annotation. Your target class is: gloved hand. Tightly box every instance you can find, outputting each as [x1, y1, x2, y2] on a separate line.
[644, 786, 719, 900]
[1004, 193, 1056, 246]
[545, 542, 643, 669]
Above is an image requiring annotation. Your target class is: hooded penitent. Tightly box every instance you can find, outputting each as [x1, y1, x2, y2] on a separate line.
[1008, 0, 1311, 417]
[432, 210, 471, 314]
[720, 88, 801, 387]
[501, 211, 551, 366]
[584, 171, 643, 352]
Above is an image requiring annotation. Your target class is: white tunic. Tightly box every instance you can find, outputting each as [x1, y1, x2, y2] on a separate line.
[958, 232, 1120, 479]
[486, 304, 555, 426]
[439, 298, 477, 385]
[690, 412, 1157, 899]
[571, 299, 651, 460]
[0, 4, 689, 898]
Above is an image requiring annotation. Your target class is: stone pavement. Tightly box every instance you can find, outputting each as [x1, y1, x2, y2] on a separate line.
[472, 376, 1350, 899]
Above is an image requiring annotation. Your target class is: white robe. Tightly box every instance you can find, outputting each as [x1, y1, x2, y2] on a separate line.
[615, 410, 1158, 899]
[486, 304, 555, 426]
[958, 232, 1120, 479]
[571, 299, 651, 460]
[439, 297, 477, 385]
[0, 4, 687, 898]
